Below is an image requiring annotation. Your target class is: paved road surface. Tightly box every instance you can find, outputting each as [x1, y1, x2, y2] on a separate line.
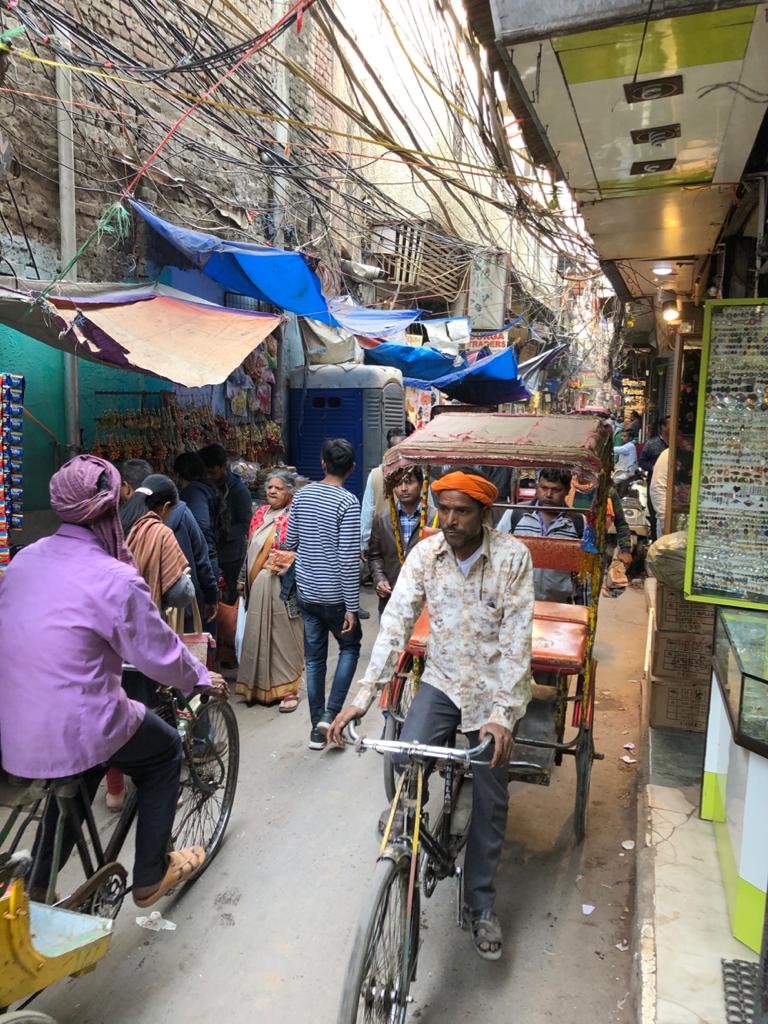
[33, 586, 645, 1024]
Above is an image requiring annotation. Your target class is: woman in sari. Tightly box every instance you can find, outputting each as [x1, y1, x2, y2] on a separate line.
[236, 471, 304, 711]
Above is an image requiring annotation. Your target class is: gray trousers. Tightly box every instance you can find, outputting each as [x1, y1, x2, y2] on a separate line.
[394, 683, 509, 912]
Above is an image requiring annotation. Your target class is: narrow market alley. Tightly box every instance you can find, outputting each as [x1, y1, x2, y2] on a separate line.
[31, 585, 646, 1024]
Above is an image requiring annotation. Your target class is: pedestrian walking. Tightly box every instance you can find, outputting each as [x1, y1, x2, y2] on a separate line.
[638, 417, 670, 541]
[236, 471, 304, 711]
[174, 451, 221, 588]
[284, 438, 362, 750]
[199, 443, 252, 604]
[368, 467, 434, 614]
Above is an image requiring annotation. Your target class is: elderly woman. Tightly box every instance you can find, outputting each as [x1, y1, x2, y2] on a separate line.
[236, 471, 304, 711]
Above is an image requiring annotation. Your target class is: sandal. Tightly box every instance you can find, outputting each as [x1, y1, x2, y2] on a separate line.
[279, 693, 300, 713]
[463, 907, 503, 961]
[133, 846, 206, 908]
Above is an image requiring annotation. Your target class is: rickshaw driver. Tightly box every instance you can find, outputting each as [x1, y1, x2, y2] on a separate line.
[328, 471, 534, 962]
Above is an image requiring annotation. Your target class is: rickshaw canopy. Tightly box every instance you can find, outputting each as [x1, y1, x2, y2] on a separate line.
[382, 414, 613, 479]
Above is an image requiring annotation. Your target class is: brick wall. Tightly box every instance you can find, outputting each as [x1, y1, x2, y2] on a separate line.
[0, 0, 345, 282]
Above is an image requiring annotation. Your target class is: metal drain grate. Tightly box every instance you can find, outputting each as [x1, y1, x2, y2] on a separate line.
[722, 958, 758, 1023]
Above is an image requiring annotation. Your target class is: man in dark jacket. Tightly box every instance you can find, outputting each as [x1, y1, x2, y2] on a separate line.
[174, 452, 221, 586]
[198, 444, 253, 604]
[166, 501, 219, 629]
[369, 468, 434, 614]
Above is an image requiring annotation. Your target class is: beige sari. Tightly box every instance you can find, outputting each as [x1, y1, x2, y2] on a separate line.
[235, 504, 304, 705]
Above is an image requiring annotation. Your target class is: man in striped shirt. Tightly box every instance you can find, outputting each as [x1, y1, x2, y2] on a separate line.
[284, 438, 363, 750]
[497, 468, 584, 604]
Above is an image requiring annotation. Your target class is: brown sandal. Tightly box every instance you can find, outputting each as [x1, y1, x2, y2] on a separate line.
[133, 846, 206, 907]
[279, 693, 300, 713]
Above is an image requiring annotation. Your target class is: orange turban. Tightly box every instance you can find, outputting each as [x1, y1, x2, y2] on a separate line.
[431, 471, 498, 506]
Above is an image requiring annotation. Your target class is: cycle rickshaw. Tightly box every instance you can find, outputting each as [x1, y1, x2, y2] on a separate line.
[339, 413, 613, 1023]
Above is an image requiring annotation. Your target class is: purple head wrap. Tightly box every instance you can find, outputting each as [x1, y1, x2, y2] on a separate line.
[49, 455, 133, 564]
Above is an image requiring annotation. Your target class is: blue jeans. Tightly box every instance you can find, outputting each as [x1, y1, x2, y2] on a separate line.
[299, 600, 362, 727]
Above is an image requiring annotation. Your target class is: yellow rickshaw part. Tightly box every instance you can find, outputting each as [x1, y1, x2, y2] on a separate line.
[0, 879, 113, 1006]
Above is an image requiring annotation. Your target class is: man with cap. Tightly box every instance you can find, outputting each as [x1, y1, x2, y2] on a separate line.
[0, 455, 228, 907]
[329, 470, 533, 962]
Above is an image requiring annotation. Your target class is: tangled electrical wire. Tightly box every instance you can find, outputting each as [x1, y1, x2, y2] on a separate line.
[0, 0, 603, 330]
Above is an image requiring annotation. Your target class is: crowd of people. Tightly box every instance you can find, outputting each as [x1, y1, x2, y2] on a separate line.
[0, 411, 645, 959]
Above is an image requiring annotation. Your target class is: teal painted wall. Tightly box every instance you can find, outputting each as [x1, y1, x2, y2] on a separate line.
[0, 325, 172, 510]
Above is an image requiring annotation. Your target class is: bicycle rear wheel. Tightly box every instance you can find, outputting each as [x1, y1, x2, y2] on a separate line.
[172, 699, 239, 872]
[338, 854, 420, 1024]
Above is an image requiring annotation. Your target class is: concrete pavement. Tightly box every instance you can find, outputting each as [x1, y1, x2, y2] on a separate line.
[33, 585, 646, 1024]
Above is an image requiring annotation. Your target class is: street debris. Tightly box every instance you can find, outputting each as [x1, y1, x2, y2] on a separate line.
[623, 742, 635, 750]
[620, 755, 637, 764]
[136, 911, 176, 931]
[615, 939, 629, 952]
[621, 840, 636, 851]
[582, 903, 596, 916]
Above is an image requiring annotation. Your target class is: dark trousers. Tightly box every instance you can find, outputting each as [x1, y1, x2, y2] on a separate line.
[299, 599, 362, 727]
[220, 558, 243, 605]
[394, 683, 509, 913]
[29, 711, 182, 892]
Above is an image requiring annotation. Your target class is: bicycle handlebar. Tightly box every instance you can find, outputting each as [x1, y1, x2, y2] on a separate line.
[344, 720, 494, 764]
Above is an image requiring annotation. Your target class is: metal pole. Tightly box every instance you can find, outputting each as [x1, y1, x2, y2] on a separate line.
[55, 38, 80, 457]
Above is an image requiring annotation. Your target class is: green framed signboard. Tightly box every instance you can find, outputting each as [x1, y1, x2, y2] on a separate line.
[685, 299, 768, 610]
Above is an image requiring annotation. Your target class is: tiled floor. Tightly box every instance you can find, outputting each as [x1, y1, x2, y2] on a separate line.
[648, 781, 758, 1024]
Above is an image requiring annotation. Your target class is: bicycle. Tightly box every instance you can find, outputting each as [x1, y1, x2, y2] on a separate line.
[0, 686, 239, 921]
[337, 721, 492, 1024]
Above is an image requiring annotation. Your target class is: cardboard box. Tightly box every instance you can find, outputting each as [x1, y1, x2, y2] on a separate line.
[651, 629, 713, 683]
[656, 583, 715, 636]
[650, 678, 710, 732]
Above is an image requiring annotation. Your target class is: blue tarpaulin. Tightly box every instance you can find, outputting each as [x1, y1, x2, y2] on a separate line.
[401, 347, 529, 404]
[363, 340, 464, 380]
[129, 200, 421, 338]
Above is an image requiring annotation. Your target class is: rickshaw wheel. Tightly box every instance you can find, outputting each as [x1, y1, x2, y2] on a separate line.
[2, 1013, 60, 1023]
[574, 725, 595, 843]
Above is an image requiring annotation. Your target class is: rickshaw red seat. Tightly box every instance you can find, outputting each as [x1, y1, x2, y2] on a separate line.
[403, 603, 588, 674]
[531, 617, 587, 674]
[533, 601, 589, 626]
[405, 607, 430, 657]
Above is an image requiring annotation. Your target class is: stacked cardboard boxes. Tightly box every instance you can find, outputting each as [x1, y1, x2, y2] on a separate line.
[649, 584, 716, 732]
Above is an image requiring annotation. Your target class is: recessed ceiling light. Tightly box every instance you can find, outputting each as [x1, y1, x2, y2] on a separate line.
[653, 263, 674, 276]
[662, 300, 680, 322]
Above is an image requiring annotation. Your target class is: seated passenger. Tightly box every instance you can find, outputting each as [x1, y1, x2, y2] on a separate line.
[498, 468, 585, 604]
[0, 456, 228, 907]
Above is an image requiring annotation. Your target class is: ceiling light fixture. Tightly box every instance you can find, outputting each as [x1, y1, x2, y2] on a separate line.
[662, 300, 680, 322]
[653, 263, 674, 276]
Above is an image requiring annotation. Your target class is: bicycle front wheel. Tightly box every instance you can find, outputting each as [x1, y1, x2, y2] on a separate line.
[338, 854, 420, 1024]
[172, 699, 240, 871]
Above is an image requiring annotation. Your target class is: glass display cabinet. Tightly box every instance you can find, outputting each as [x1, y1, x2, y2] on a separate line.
[713, 609, 768, 755]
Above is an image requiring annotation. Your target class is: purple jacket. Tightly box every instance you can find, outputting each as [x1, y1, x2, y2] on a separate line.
[0, 524, 209, 778]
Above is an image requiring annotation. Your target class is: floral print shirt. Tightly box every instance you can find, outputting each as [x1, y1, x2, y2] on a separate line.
[353, 527, 534, 731]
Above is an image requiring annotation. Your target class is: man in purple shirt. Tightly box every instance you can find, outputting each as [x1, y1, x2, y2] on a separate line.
[0, 456, 228, 907]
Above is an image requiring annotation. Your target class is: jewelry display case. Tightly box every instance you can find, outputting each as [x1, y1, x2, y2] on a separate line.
[713, 608, 768, 755]
[685, 299, 768, 610]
